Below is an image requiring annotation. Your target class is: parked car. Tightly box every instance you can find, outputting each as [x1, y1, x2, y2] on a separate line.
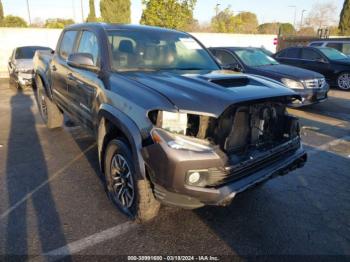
[209, 47, 329, 106]
[308, 40, 350, 56]
[33, 23, 307, 222]
[274, 46, 350, 90]
[8, 46, 52, 89]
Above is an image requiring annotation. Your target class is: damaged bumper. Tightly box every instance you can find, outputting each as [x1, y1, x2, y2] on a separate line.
[142, 133, 307, 209]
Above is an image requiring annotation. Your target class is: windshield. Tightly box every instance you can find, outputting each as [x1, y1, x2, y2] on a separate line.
[318, 47, 348, 60]
[107, 30, 219, 71]
[15, 47, 51, 59]
[234, 49, 279, 67]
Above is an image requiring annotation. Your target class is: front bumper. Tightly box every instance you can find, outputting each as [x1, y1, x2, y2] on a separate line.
[14, 72, 34, 87]
[289, 84, 329, 107]
[142, 136, 307, 209]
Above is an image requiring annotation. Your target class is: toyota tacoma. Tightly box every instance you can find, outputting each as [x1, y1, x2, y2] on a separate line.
[33, 23, 307, 222]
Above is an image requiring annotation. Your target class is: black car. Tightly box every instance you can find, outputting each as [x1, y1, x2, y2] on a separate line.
[33, 23, 306, 222]
[8, 46, 52, 89]
[274, 46, 350, 90]
[209, 47, 329, 106]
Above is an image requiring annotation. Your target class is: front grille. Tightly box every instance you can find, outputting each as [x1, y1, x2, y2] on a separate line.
[303, 78, 325, 89]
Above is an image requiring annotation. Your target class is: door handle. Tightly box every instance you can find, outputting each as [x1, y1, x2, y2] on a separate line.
[51, 65, 57, 71]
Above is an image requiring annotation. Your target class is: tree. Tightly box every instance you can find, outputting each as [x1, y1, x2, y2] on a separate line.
[329, 26, 340, 36]
[87, 0, 97, 22]
[339, 0, 350, 35]
[279, 23, 296, 35]
[45, 18, 74, 28]
[100, 0, 130, 23]
[140, 0, 196, 31]
[211, 7, 237, 33]
[0, 0, 4, 21]
[236, 12, 258, 33]
[0, 15, 27, 27]
[305, 2, 337, 29]
[258, 23, 280, 34]
[297, 27, 316, 36]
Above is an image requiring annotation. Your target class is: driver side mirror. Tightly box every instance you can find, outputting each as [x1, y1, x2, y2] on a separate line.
[223, 63, 243, 72]
[316, 57, 328, 64]
[67, 53, 99, 72]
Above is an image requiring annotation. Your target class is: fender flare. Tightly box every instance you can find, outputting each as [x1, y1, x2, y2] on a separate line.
[34, 69, 53, 100]
[97, 104, 147, 179]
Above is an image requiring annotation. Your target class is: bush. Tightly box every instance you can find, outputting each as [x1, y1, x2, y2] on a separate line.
[0, 15, 27, 27]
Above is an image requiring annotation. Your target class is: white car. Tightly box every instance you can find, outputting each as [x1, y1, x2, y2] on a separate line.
[308, 40, 350, 57]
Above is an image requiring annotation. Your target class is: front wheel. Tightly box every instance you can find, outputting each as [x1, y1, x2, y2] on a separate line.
[337, 72, 350, 90]
[104, 139, 160, 223]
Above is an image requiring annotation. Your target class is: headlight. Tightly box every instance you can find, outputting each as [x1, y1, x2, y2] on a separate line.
[150, 111, 212, 152]
[281, 78, 304, 89]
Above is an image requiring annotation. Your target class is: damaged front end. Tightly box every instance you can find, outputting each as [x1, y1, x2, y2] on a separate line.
[142, 96, 307, 208]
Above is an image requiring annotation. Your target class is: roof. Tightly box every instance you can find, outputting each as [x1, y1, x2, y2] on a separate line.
[65, 23, 186, 35]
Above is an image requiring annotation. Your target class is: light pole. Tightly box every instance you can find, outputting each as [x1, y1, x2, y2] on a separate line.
[26, 0, 31, 25]
[215, 3, 220, 16]
[288, 5, 296, 28]
[80, 0, 84, 22]
[300, 9, 307, 29]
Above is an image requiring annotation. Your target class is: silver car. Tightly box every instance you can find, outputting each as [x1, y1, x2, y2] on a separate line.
[8, 46, 52, 89]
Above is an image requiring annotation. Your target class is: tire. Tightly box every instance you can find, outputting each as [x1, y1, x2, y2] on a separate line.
[104, 139, 160, 223]
[35, 75, 63, 129]
[337, 72, 350, 90]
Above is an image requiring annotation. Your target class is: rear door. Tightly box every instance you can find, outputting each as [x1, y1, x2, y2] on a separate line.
[51, 30, 79, 113]
[66, 30, 101, 130]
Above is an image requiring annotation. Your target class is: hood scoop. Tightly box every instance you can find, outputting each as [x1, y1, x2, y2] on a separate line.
[209, 76, 251, 88]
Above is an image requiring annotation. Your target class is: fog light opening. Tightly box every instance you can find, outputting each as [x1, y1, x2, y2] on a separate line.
[188, 172, 201, 184]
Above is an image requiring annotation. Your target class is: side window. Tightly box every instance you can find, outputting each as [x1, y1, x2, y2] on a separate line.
[285, 48, 300, 59]
[276, 50, 286, 58]
[301, 49, 322, 60]
[326, 43, 342, 52]
[342, 43, 350, 55]
[60, 31, 78, 60]
[214, 50, 237, 65]
[77, 31, 100, 66]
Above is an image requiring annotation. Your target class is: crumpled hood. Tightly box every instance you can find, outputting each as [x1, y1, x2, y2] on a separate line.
[14, 59, 34, 70]
[253, 64, 323, 80]
[120, 70, 298, 117]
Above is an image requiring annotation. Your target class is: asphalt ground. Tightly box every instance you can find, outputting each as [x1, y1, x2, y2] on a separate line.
[0, 78, 349, 261]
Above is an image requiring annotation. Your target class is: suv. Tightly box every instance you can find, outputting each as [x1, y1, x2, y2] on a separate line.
[308, 40, 350, 56]
[33, 23, 307, 222]
[274, 46, 350, 90]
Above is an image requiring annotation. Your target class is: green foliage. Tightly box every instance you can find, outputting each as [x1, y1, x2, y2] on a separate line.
[329, 26, 340, 36]
[258, 23, 280, 34]
[279, 23, 296, 35]
[211, 7, 237, 33]
[0, 0, 4, 21]
[0, 15, 27, 27]
[211, 7, 258, 33]
[87, 0, 97, 22]
[339, 0, 350, 35]
[100, 0, 131, 23]
[140, 0, 196, 31]
[297, 27, 316, 36]
[45, 18, 74, 28]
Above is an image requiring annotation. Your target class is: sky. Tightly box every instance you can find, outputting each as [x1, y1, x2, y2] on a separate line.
[1, 0, 344, 26]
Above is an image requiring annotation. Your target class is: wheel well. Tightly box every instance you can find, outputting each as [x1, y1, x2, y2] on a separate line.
[100, 117, 132, 174]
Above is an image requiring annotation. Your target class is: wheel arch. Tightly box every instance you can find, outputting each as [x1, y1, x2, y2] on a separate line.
[34, 69, 53, 100]
[97, 104, 147, 180]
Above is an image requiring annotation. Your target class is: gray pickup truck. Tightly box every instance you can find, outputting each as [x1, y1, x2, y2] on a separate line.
[33, 23, 307, 222]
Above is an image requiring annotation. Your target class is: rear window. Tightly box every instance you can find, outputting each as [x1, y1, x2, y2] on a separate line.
[310, 42, 323, 47]
[15, 47, 51, 59]
[59, 31, 78, 60]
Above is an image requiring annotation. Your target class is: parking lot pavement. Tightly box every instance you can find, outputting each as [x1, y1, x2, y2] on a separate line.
[0, 78, 349, 259]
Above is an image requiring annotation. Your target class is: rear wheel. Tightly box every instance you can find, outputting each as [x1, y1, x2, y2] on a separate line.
[104, 139, 160, 223]
[337, 72, 350, 90]
[35, 75, 63, 129]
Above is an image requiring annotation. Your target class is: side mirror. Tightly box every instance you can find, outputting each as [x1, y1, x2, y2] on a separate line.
[223, 63, 243, 72]
[316, 57, 328, 64]
[67, 53, 99, 72]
